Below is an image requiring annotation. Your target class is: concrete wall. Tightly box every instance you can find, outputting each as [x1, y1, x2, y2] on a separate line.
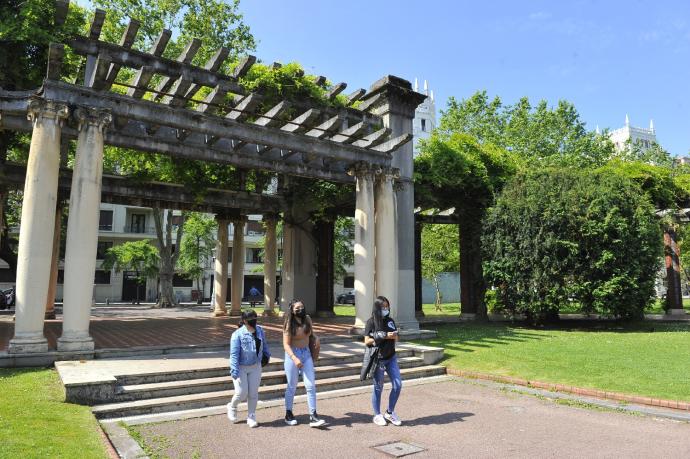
[421, 272, 460, 304]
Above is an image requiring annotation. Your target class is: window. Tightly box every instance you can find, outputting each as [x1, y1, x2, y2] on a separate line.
[57, 269, 64, 284]
[130, 214, 146, 233]
[173, 274, 193, 287]
[96, 241, 113, 260]
[246, 221, 264, 236]
[344, 276, 355, 288]
[0, 268, 14, 282]
[421, 118, 427, 132]
[94, 270, 111, 284]
[246, 248, 263, 263]
[171, 215, 184, 230]
[99, 210, 113, 231]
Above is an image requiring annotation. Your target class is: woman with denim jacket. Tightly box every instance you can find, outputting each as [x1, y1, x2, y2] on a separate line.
[228, 310, 270, 427]
[283, 299, 326, 427]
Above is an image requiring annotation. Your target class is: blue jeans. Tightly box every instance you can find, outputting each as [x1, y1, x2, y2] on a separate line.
[284, 346, 317, 414]
[372, 354, 402, 416]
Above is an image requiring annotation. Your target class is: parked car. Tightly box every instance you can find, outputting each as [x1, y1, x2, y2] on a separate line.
[4, 287, 15, 308]
[336, 290, 355, 305]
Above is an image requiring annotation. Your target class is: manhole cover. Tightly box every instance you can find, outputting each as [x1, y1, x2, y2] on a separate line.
[372, 441, 426, 457]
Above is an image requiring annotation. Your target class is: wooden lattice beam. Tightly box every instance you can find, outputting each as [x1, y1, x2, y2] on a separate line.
[127, 29, 172, 98]
[102, 19, 141, 91]
[281, 108, 321, 133]
[305, 114, 343, 139]
[329, 121, 367, 144]
[47, 43, 65, 81]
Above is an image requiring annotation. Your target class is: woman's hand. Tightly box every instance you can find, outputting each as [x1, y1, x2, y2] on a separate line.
[387, 331, 399, 340]
[292, 355, 303, 369]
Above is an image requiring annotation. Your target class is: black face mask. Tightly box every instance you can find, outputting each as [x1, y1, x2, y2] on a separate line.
[246, 319, 257, 328]
[294, 309, 306, 318]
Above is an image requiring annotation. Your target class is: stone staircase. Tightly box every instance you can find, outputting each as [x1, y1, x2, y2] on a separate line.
[56, 341, 445, 420]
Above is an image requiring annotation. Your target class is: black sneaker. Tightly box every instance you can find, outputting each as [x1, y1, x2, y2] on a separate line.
[285, 410, 297, 426]
[309, 412, 326, 428]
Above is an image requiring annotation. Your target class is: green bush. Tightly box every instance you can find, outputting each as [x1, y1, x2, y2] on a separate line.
[482, 168, 661, 321]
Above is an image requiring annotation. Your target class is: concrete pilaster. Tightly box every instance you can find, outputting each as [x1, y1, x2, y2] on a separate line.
[360, 76, 426, 330]
[280, 222, 295, 313]
[59, 107, 112, 352]
[212, 218, 229, 316]
[230, 218, 246, 315]
[262, 215, 278, 316]
[9, 99, 68, 354]
[375, 171, 399, 318]
[353, 168, 376, 331]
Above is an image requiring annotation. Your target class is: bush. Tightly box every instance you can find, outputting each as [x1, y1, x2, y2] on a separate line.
[482, 168, 661, 321]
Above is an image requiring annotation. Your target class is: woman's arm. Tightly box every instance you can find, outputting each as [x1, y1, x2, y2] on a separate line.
[229, 332, 240, 378]
[363, 335, 376, 346]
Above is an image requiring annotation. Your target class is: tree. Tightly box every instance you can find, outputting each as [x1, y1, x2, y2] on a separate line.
[483, 168, 661, 322]
[333, 216, 354, 281]
[420, 223, 459, 311]
[439, 91, 615, 168]
[153, 209, 185, 308]
[102, 240, 159, 304]
[178, 213, 217, 303]
[415, 132, 518, 318]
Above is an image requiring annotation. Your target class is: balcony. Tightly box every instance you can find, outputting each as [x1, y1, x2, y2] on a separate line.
[122, 225, 157, 235]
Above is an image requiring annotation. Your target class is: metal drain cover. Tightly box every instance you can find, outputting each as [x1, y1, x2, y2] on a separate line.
[373, 441, 426, 457]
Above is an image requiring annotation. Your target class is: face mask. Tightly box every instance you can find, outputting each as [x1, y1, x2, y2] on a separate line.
[246, 319, 257, 328]
[295, 309, 306, 318]
[381, 309, 390, 317]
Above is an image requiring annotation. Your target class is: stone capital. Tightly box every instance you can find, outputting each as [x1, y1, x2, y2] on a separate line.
[376, 167, 400, 182]
[73, 107, 112, 133]
[347, 161, 380, 179]
[360, 75, 427, 118]
[27, 98, 69, 126]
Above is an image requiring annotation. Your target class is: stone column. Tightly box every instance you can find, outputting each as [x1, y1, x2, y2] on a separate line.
[664, 226, 684, 315]
[353, 167, 376, 331]
[360, 76, 426, 330]
[58, 107, 111, 352]
[280, 221, 295, 313]
[212, 217, 229, 316]
[45, 203, 63, 320]
[230, 217, 246, 315]
[414, 220, 424, 318]
[9, 99, 68, 354]
[375, 171, 399, 318]
[262, 214, 278, 316]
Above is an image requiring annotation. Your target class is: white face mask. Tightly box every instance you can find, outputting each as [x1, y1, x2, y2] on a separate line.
[381, 309, 390, 317]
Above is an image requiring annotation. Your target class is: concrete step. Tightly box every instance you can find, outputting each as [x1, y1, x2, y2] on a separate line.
[92, 364, 447, 419]
[114, 348, 415, 386]
[115, 356, 427, 402]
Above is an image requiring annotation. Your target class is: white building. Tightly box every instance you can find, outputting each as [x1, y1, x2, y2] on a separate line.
[412, 79, 436, 157]
[608, 115, 657, 152]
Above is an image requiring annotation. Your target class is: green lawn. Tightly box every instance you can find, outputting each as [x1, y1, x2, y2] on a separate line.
[333, 303, 461, 317]
[420, 322, 690, 402]
[0, 368, 108, 459]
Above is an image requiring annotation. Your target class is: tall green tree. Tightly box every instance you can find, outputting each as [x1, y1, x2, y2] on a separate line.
[420, 223, 459, 310]
[439, 91, 615, 168]
[178, 213, 217, 303]
[102, 240, 159, 304]
[415, 132, 517, 318]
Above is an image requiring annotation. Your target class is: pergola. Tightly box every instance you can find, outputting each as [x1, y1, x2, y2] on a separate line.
[0, 1, 426, 354]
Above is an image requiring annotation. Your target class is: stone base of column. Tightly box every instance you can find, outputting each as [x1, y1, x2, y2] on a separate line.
[8, 333, 49, 354]
[315, 310, 336, 318]
[460, 313, 477, 321]
[229, 307, 242, 316]
[45, 310, 56, 320]
[396, 319, 420, 331]
[415, 310, 426, 318]
[57, 333, 94, 352]
[211, 309, 228, 317]
[261, 308, 277, 317]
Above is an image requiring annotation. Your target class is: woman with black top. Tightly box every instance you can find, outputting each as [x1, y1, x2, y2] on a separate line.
[364, 295, 403, 426]
[228, 310, 270, 427]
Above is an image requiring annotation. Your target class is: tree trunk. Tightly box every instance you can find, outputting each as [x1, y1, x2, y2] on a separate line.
[433, 276, 442, 311]
[314, 220, 335, 317]
[664, 226, 683, 312]
[196, 276, 202, 304]
[153, 208, 185, 308]
[459, 217, 487, 319]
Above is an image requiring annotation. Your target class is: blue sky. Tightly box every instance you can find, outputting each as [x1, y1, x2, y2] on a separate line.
[239, 0, 690, 156]
[74, 1, 690, 155]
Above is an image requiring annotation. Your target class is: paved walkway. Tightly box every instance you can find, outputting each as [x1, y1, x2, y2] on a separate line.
[0, 305, 353, 352]
[130, 378, 690, 459]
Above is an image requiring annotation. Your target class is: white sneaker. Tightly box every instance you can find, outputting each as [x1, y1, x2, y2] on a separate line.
[227, 403, 238, 423]
[373, 414, 387, 426]
[384, 411, 402, 426]
[247, 415, 259, 428]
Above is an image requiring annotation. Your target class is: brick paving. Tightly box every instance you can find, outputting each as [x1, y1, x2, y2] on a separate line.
[0, 307, 354, 352]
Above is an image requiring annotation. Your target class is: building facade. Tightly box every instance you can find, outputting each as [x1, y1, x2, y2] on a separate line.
[608, 115, 657, 152]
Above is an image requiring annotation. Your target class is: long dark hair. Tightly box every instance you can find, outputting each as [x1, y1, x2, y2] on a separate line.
[371, 296, 390, 331]
[239, 309, 258, 328]
[283, 299, 311, 336]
